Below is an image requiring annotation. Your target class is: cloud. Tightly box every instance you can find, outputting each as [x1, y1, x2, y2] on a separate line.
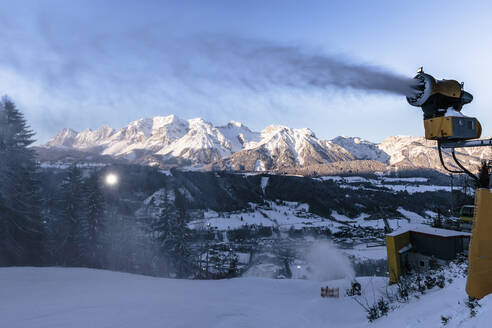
[0, 9, 415, 142]
[1, 8, 418, 96]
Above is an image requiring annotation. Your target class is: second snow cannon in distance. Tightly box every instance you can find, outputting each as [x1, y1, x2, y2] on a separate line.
[407, 67, 480, 141]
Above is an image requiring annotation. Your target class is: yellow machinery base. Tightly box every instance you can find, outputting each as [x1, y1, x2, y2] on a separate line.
[466, 189, 492, 299]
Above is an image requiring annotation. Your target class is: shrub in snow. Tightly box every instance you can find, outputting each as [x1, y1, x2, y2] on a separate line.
[362, 297, 390, 322]
[465, 297, 481, 317]
[366, 304, 380, 322]
[416, 275, 426, 294]
[396, 276, 410, 302]
[429, 256, 440, 270]
[441, 315, 451, 325]
[436, 274, 446, 288]
[377, 297, 389, 317]
[424, 275, 436, 289]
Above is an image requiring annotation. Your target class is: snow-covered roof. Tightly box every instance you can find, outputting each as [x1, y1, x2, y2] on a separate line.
[387, 225, 471, 238]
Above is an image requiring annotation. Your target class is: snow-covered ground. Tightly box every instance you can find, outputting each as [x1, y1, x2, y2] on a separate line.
[39, 162, 108, 169]
[188, 200, 433, 238]
[342, 244, 388, 260]
[188, 201, 343, 232]
[1, 267, 490, 328]
[397, 207, 427, 224]
[314, 175, 452, 194]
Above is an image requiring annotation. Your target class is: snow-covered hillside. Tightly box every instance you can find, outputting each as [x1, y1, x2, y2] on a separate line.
[40, 115, 492, 172]
[43, 115, 354, 168]
[2, 267, 490, 328]
[218, 126, 354, 171]
[332, 136, 390, 162]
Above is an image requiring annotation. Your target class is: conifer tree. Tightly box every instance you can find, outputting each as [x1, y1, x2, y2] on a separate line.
[152, 192, 175, 275]
[59, 164, 85, 265]
[81, 172, 106, 267]
[153, 189, 192, 278]
[171, 190, 193, 278]
[42, 186, 65, 265]
[0, 97, 42, 265]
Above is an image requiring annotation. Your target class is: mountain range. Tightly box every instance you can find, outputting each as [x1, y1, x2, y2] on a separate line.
[37, 115, 492, 174]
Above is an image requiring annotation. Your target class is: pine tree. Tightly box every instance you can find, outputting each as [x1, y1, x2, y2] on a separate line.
[81, 172, 106, 267]
[42, 186, 65, 265]
[477, 160, 491, 188]
[153, 189, 193, 278]
[59, 164, 85, 265]
[152, 192, 176, 276]
[0, 97, 42, 265]
[171, 190, 193, 278]
[227, 249, 239, 278]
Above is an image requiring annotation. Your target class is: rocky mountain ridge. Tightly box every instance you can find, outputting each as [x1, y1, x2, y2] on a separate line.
[39, 114, 492, 173]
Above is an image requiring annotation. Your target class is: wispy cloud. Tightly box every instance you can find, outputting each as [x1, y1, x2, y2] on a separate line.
[0, 8, 414, 142]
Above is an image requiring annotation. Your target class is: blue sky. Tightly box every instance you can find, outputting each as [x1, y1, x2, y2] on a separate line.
[1, 0, 491, 143]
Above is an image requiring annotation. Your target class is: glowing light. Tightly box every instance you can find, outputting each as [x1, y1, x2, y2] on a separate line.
[105, 173, 119, 186]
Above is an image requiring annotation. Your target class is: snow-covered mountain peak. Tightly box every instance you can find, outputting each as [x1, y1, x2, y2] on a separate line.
[74, 126, 115, 147]
[97, 126, 114, 135]
[188, 117, 211, 127]
[146, 115, 188, 143]
[297, 127, 316, 138]
[45, 128, 79, 148]
[57, 128, 78, 138]
[41, 115, 492, 173]
[378, 136, 435, 166]
[261, 125, 288, 135]
[258, 125, 314, 139]
[217, 121, 252, 133]
[227, 120, 244, 128]
[332, 136, 390, 163]
[380, 135, 422, 146]
[151, 115, 185, 130]
[124, 118, 153, 139]
[217, 121, 259, 152]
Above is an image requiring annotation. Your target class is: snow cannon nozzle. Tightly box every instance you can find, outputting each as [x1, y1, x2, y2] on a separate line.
[406, 68, 473, 119]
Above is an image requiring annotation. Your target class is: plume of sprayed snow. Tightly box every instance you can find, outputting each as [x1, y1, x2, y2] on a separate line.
[0, 12, 419, 140]
[0, 13, 418, 98]
[192, 36, 419, 97]
[304, 241, 355, 282]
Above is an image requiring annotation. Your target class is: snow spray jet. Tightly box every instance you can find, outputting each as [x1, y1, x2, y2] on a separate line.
[191, 36, 420, 97]
[303, 241, 355, 281]
[0, 17, 419, 99]
[0, 10, 420, 134]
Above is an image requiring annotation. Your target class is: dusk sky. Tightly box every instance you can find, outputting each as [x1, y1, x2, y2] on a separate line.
[1, 0, 491, 143]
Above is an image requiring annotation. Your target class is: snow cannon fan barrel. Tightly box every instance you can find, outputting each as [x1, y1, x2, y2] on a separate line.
[407, 67, 481, 141]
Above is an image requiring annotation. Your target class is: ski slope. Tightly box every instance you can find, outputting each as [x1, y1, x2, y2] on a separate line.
[1, 267, 491, 328]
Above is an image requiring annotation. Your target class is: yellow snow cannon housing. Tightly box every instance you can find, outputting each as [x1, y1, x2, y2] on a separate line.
[406, 68, 479, 141]
[466, 189, 492, 299]
[423, 116, 481, 141]
[403, 68, 492, 300]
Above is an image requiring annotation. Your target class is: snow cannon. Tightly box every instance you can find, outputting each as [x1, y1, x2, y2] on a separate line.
[407, 67, 473, 118]
[407, 67, 481, 141]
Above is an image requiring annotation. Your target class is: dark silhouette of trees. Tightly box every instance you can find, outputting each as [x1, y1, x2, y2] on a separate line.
[82, 172, 106, 267]
[0, 97, 42, 266]
[58, 164, 85, 265]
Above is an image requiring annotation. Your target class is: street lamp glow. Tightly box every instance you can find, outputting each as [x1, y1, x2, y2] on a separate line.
[105, 173, 119, 186]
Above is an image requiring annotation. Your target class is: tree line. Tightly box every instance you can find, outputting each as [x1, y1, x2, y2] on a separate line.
[0, 97, 199, 278]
